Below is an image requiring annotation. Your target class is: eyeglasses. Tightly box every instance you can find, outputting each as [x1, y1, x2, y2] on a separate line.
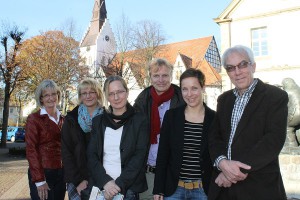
[225, 60, 251, 72]
[108, 90, 126, 98]
[80, 91, 97, 98]
[42, 92, 58, 99]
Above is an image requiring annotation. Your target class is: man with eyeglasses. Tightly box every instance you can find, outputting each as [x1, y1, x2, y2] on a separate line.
[208, 45, 288, 200]
[134, 58, 184, 200]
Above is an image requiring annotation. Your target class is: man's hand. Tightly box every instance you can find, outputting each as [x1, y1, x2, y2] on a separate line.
[76, 180, 88, 195]
[215, 172, 233, 187]
[37, 182, 50, 200]
[103, 180, 121, 199]
[219, 159, 251, 183]
[154, 194, 164, 200]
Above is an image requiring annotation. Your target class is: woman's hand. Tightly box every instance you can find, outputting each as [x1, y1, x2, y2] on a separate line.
[103, 180, 121, 198]
[37, 182, 50, 200]
[76, 180, 88, 195]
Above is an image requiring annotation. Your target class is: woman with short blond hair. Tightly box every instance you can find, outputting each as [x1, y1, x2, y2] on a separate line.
[62, 78, 104, 200]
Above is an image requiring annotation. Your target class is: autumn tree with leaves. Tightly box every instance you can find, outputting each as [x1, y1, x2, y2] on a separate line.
[0, 25, 25, 148]
[18, 30, 88, 114]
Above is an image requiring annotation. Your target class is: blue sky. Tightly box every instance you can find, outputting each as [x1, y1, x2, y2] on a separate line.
[1, 0, 231, 45]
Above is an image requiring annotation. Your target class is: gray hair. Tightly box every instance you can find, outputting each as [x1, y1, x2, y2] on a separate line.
[103, 75, 128, 99]
[35, 80, 61, 107]
[222, 45, 255, 67]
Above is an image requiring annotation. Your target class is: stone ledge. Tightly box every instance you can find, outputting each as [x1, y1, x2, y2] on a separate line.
[280, 154, 300, 199]
[281, 147, 300, 155]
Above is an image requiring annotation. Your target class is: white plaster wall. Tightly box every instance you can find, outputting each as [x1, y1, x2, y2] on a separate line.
[95, 20, 116, 67]
[205, 87, 222, 111]
[172, 55, 186, 86]
[219, 0, 300, 92]
[80, 45, 97, 74]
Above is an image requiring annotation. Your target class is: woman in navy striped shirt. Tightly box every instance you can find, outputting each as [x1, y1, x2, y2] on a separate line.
[153, 68, 215, 200]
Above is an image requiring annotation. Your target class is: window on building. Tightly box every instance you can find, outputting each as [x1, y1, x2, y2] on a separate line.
[251, 27, 268, 57]
[205, 40, 221, 71]
[10, 108, 13, 114]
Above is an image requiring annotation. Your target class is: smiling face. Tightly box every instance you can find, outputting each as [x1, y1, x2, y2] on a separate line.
[107, 80, 129, 115]
[181, 77, 205, 108]
[225, 52, 256, 95]
[150, 65, 172, 95]
[40, 88, 59, 110]
[80, 86, 98, 109]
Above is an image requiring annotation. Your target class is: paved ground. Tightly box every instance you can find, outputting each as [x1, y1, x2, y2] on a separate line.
[0, 142, 299, 200]
[0, 142, 68, 200]
[0, 142, 30, 200]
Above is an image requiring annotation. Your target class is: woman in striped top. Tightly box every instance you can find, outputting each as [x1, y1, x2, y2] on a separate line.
[153, 68, 215, 200]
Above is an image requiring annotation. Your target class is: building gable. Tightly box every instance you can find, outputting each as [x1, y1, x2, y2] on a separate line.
[80, 0, 107, 47]
[113, 36, 222, 87]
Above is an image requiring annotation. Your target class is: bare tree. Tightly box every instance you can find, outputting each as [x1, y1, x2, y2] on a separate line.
[60, 18, 82, 42]
[106, 19, 166, 89]
[115, 13, 134, 54]
[105, 13, 134, 77]
[0, 24, 25, 148]
[132, 20, 166, 87]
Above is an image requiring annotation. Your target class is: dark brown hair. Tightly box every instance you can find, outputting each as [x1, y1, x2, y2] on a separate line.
[180, 68, 205, 88]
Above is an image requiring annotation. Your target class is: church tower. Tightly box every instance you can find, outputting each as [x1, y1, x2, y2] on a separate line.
[80, 0, 116, 84]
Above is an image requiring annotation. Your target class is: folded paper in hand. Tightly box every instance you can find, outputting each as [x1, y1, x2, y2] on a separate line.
[89, 186, 124, 200]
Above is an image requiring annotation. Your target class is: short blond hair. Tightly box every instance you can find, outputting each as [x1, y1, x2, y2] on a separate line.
[78, 78, 103, 106]
[148, 58, 173, 76]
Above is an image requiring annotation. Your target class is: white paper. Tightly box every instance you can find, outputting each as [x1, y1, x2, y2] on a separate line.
[89, 186, 124, 200]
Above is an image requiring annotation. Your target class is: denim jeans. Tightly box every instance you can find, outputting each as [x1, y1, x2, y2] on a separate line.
[124, 189, 139, 200]
[164, 186, 207, 200]
[28, 168, 66, 200]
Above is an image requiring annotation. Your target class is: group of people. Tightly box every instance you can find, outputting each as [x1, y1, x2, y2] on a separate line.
[25, 45, 288, 200]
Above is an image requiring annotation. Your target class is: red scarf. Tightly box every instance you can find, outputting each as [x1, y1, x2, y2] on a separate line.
[150, 85, 175, 144]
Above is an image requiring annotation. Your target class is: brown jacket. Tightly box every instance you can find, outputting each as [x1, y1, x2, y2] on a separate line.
[25, 110, 64, 183]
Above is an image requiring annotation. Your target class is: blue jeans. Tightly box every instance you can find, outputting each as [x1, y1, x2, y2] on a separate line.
[124, 189, 139, 200]
[164, 186, 207, 200]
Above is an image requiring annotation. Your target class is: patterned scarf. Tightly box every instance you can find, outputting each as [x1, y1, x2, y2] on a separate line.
[150, 85, 174, 144]
[78, 104, 103, 133]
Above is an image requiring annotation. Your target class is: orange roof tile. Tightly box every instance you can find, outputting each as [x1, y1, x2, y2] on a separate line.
[156, 36, 213, 67]
[106, 36, 221, 86]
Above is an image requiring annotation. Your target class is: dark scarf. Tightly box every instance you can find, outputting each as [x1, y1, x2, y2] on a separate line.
[103, 102, 135, 130]
[150, 85, 175, 144]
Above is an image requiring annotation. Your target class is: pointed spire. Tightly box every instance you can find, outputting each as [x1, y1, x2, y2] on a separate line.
[92, 0, 107, 31]
[80, 0, 108, 47]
